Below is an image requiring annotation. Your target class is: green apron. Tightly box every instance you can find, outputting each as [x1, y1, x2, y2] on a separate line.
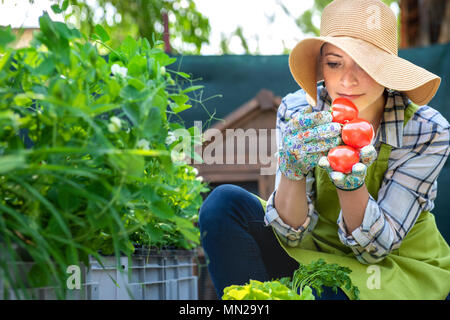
[256, 102, 450, 300]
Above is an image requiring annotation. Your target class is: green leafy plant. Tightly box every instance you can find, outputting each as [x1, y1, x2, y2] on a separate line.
[221, 259, 360, 300]
[0, 13, 208, 299]
[50, 0, 211, 55]
[222, 280, 314, 300]
[285, 258, 360, 300]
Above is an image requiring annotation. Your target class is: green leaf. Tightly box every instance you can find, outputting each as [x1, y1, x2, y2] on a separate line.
[119, 85, 150, 102]
[0, 49, 12, 71]
[142, 107, 163, 138]
[119, 85, 139, 100]
[140, 186, 174, 219]
[173, 71, 190, 79]
[299, 286, 315, 300]
[181, 85, 204, 94]
[107, 153, 144, 177]
[127, 78, 145, 91]
[151, 91, 168, 112]
[14, 94, 33, 107]
[119, 104, 138, 127]
[61, 0, 69, 11]
[170, 102, 191, 114]
[56, 186, 81, 214]
[169, 93, 189, 106]
[169, 93, 191, 113]
[0, 154, 26, 173]
[94, 24, 110, 43]
[0, 26, 16, 50]
[140, 37, 151, 54]
[38, 13, 71, 66]
[144, 224, 164, 243]
[121, 36, 138, 60]
[151, 199, 175, 220]
[107, 79, 121, 100]
[173, 216, 199, 243]
[51, 4, 63, 14]
[54, 21, 76, 40]
[28, 263, 51, 288]
[151, 51, 176, 67]
[127, 55, 147, 77]
[33, 58, 55, 76]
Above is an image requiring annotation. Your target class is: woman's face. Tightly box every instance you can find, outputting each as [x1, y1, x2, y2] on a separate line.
[321, 43, 385, 113]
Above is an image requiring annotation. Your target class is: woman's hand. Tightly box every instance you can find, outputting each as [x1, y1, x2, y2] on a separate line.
[318, 145, 378, 190]
[278, 105, 341, 180]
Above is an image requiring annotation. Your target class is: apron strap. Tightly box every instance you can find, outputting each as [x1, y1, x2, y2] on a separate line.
[403, 101, 420, 126]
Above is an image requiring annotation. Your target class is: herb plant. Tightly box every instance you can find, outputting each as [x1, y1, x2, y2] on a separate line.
[0, 12, 208, 299]
[287, 258, 360, 300]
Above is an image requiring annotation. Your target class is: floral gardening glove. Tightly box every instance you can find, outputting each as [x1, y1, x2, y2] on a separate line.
[278, 105, 342, 180]
[318, 145, 378, 191]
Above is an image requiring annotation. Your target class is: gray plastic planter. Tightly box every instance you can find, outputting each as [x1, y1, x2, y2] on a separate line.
[1, 249, 198, 300]
[88, 249, 198, 300]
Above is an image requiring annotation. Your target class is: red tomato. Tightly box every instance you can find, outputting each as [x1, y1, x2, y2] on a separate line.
[342, 118, 374, 149]
[331, 97, 359, 124]
[327, 145, 360, 174]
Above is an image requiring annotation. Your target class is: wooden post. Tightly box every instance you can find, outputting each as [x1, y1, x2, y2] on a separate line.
[162, 11, 171, 54]
[400, 0, 449, 48]
[438, 1, 450, 43]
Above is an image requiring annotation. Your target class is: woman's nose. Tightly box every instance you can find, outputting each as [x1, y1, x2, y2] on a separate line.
[340, 66, 358, 88]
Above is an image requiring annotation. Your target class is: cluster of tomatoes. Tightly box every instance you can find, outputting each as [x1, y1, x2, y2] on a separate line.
[327, 97, 374, 174]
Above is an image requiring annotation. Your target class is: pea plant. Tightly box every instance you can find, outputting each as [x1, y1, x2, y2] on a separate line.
[0, 12, 208, 299]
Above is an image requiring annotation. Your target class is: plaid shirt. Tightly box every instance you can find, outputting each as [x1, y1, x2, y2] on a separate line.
[264, 84, 450, 264]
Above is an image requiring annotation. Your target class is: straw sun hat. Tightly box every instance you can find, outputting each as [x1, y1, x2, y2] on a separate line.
[289, 0, 441, 106]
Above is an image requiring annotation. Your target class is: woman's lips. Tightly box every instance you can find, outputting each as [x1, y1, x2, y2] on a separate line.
[338, 93, 364, 100]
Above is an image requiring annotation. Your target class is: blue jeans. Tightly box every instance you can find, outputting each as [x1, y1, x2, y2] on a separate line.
[198, 184, 349, 300]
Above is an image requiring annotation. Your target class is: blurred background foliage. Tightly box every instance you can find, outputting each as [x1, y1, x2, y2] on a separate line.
[60, 0, 398, 55]
[48, 0, 211, 55]
[19, 0, 449, 55]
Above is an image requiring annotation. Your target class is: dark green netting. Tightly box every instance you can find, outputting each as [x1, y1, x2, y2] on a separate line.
[169, 42, 450, 242]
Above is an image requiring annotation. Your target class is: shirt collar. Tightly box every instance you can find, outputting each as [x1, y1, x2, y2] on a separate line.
[316, 84, 411, 148]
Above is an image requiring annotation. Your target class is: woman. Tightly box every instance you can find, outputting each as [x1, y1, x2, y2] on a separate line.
[199, 0, 450, 300]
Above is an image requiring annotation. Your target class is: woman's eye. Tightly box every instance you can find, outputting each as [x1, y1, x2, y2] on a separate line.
[326, 62, 339, 68]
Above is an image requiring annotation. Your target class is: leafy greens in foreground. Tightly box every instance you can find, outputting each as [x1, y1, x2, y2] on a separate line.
[222, 259, 360, 300]
[222, 279, 314, 300]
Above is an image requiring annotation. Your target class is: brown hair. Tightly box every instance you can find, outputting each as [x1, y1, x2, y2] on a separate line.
[316, 43, 327, 82]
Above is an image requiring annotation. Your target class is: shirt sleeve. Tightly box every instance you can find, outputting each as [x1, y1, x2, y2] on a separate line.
[264, 172, 319, 247]
[336, 124, 450, 264]
[264, 90, 319, 247]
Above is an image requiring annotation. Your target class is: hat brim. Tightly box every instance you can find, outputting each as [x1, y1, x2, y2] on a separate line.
[289, 36, 441, 106]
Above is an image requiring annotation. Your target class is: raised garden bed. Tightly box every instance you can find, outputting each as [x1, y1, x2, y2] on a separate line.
[1, 249, 197, 300]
